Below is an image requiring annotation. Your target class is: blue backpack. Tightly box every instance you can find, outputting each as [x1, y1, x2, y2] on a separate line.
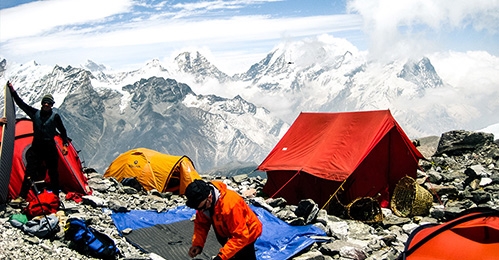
[65, 218, 120, 259]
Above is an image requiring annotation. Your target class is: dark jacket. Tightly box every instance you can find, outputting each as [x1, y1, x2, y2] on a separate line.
[11, 91, 68, 146]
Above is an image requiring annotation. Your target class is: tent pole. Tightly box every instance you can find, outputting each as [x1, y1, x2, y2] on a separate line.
[142, 152, 158, 190]
[321, 179, 347, 210]
[269, 169, 301, 199]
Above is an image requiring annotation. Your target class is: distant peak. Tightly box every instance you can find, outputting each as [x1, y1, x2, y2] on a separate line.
[175, 51, 209, 63]
[83, 60, 107, 72]
[397, 56, 443, 90]
[146, 59, 161, 66]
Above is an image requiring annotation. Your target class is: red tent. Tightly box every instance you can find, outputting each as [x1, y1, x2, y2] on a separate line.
[257, 110, 424, 208]
[400, 207, 499, 260]
[2, 118, 92, 201]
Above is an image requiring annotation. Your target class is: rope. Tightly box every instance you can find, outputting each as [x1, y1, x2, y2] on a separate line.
[424, 176, 444, 208]
[417, 168, 443, 208]
[269, 169, 301, 199]
[334, 194, 348, 207]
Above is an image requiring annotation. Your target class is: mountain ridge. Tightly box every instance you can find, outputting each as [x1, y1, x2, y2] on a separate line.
[1, 37, 498, 174]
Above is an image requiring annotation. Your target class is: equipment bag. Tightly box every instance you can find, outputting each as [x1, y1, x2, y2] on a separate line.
[65, 218, 120, 259]
[25, 190, 60, 218]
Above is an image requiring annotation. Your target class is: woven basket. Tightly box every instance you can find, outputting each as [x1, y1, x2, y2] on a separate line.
[347, 197, 383, 223]
[391, 176, 433, 217]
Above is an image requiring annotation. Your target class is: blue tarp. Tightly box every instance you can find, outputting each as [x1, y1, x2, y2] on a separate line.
[111, 205, 327, 260]
[111, 205, 194, 232]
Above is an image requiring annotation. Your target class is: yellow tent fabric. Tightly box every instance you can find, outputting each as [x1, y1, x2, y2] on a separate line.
[104, 148, 201, 194]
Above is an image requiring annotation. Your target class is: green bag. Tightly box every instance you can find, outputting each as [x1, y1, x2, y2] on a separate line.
[10, 213, 28, 223]
[9, 213, 28, 227]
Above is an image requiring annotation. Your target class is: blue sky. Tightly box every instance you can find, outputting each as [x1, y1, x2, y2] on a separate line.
[1, 0, 498, 74]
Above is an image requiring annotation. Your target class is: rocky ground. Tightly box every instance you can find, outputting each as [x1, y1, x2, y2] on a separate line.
[0, 130, 498, 260]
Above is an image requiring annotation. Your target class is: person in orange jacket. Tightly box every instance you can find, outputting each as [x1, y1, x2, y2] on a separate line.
[185, 179, 262, 260]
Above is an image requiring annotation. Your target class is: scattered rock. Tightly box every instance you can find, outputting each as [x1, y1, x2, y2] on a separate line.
[0, 129, 498, 260]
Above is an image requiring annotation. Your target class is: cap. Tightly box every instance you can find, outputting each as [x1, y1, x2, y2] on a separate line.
[185, 179, 211, 209]
[41, 94, 55, 105]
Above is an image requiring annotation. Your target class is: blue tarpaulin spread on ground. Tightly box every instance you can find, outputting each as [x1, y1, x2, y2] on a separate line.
[111, 205, 195, 233]
[111, 205, 326, 260]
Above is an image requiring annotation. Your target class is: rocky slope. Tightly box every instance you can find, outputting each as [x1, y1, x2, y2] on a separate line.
[0, 130, 498, 260]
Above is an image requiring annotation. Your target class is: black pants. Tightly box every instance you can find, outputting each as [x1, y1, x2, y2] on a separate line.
[216, 233, 257, 260]
[18, 141, 60, 198]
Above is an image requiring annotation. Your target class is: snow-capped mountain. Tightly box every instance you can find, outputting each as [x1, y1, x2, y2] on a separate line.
[174, 52, 231, 83]
[1, 61, 286, 174]
[1, 36, 498, 174]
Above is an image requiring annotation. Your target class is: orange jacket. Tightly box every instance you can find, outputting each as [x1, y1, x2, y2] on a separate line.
[192, 181, 262, 260]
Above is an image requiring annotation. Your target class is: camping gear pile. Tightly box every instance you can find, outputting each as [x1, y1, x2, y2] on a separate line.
[0, 118, 123, 258]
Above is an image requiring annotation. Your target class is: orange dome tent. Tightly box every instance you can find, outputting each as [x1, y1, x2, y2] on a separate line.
[104, 148, 200, 194]
[399, 207, 499, 260]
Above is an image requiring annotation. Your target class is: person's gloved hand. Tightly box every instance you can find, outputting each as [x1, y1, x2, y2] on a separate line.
[7, 81, 15, 92]
[188, 246, 203, 258]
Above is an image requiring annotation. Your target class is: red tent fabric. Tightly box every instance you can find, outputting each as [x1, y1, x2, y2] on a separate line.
[2, 118, 92, 201]
[400, 207, 499, 260]
[257, 110, 424, 208]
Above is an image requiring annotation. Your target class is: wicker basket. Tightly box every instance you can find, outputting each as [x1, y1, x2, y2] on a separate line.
[391, 176, 433, 217]
[347, 197, 383, 223]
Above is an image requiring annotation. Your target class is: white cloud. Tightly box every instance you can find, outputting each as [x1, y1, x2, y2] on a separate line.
[0, 0, 134, 40]
[346, 0, 499, 60]
[430, 51, 499, 93]
[1, 0, 362, 74]
[2, 0, 497, 75]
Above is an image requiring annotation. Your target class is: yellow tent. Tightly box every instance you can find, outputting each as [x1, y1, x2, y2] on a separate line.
[104, 148, 201, 194]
